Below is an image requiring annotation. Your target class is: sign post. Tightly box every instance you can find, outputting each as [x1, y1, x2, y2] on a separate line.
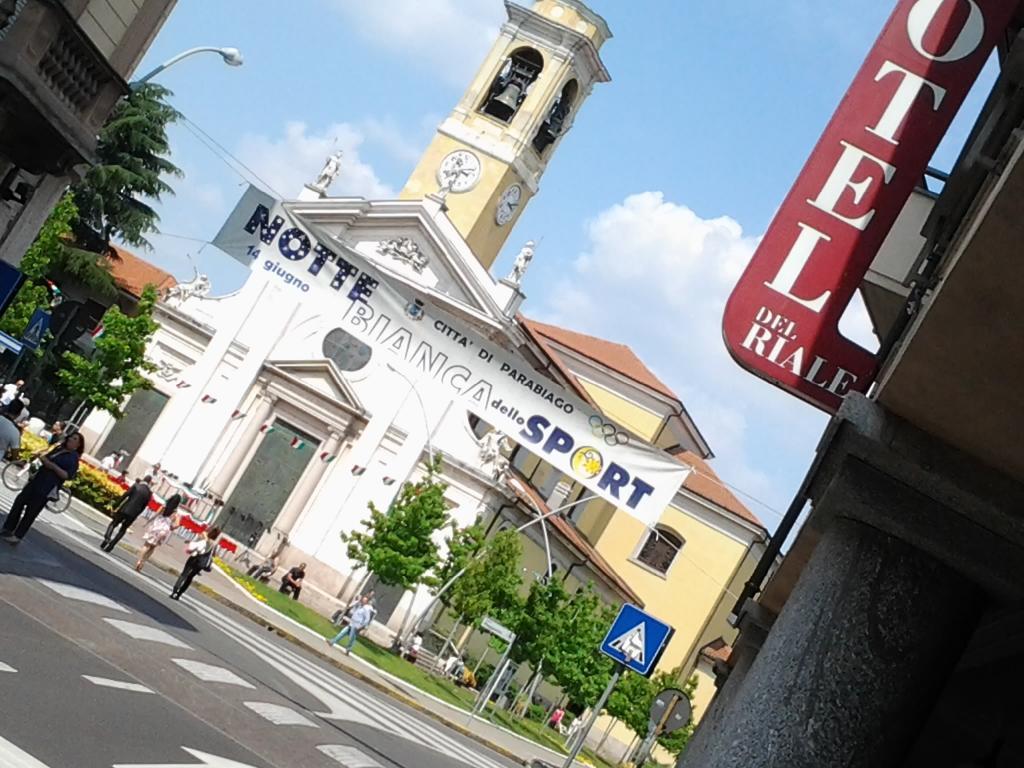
[560, 664, 623, 768]
[559, 605, 674, 768]
[471, 619, 517, 717]
[633, 687, 693, 766]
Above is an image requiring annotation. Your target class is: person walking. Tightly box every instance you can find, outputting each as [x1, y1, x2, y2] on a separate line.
[0, 432, 81, 544]
[100, 475, 156, 552]
[326, 595, 374, 654]
[1, 379, 23, 406]
[0, 399, 22, 460]
[170, 526, 221, 600]
[134, 495, 182, 572]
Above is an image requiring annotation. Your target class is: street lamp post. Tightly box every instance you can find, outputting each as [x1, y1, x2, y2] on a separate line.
[132, 46, 244, 87]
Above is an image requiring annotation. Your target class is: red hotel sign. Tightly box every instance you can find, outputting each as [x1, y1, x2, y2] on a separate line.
[723, 0, 1019, 412]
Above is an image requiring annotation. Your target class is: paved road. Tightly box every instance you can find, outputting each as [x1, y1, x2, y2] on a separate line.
[0, 492, 521, 768]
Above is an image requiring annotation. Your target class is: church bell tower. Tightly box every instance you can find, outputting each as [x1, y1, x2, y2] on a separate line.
[400, 0, 611, 270]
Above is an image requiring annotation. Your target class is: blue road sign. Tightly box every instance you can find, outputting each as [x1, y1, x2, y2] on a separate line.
[0, 261, 24, 317]
[600, 604, 674, 677]
[21, 309, 50, 351]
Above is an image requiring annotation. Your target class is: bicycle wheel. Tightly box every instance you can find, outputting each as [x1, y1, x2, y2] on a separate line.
[46, 489, 71, 514]
[2, 462, 27, 492]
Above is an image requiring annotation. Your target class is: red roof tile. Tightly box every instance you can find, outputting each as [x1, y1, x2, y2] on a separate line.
[521, 318, 679, 401]
[676, 450, 764, 530]
[106, 245, 177, 298]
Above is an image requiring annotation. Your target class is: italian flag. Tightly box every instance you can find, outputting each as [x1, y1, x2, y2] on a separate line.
[259, 424, 275, 435]
[201, 394, 217, 404]
[290, 437, 305, 450]
[230, 409, 245, 420]
[319, 451, 336, 463]
[91, 322, 104, 340]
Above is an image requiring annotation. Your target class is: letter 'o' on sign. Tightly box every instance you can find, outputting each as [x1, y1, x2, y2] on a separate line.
[721, 0, 1019, 413]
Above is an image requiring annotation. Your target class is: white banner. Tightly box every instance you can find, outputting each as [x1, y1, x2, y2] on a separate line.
[212, 187, 687, 525]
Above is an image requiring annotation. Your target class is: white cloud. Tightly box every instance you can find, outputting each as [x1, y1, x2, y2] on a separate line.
[236, 121, 395, 200]
[530, 192, 829, 524]
[328, 0, 503, 86]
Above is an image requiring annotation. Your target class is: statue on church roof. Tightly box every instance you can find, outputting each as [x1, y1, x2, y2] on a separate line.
[164, 268, 211, 307]
[312, 150, 343, 192]
[507, 240, 535, 285]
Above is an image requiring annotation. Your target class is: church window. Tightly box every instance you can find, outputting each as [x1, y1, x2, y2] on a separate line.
[481, 47, 544, 123]
[323, 328, 372, 372]
[634, 526, 684, 575]
[533, 79, 578, 154]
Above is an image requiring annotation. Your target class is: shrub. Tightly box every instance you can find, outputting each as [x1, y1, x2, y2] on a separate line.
[526, 703, 546, 723]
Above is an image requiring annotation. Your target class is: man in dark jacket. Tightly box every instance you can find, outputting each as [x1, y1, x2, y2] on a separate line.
[100, 474, 153, 552]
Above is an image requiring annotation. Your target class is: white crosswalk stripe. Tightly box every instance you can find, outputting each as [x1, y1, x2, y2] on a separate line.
[172, 658, 255, 688]
[104, 618, 192, 649]
[83, 675, 154, 694]
[0, 662, 15, 673]
[185, 598, 511, 768]
[34, 526, 514, 768]
[36, 579, 129, 613]
[318, 744, 384, 767]
[244, 701, 318, 727]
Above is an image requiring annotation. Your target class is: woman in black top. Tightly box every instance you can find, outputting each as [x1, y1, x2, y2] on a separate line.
[1, 432, 83, 543]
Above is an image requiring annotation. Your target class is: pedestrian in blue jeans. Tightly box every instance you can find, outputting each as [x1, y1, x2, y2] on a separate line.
[327, 596, 374, 654]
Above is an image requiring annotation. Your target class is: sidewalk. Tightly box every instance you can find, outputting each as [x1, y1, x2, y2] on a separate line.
[68, 501, 584, 768]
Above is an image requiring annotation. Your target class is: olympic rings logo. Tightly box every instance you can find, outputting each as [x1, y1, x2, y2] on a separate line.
[589, 415, 629, 447]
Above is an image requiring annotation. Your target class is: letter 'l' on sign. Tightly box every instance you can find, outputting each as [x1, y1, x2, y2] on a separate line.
[722, 0, 1019, 412]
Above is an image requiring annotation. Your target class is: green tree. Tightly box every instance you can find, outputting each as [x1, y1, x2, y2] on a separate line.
[607, 670, 655, 740]
[343, 456, 451, 591]
[448, 528, 523, 627]
[548, 585, 617, 708]
[434, 520, 486, 608]
[71, 83, 182, 251]
[55, 284, 159, 417]
[0, 195, 77, 337]
[511, 577, 568, 672]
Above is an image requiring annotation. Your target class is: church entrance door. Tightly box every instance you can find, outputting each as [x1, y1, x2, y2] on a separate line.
[220, 421, 318, 546]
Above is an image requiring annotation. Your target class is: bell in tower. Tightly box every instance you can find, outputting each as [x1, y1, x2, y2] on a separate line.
[400, 0, 612, 270]
[482, 48, 544, 123]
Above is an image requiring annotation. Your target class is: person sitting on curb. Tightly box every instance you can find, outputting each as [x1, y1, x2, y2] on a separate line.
[247, 556, 278, 583]
[279, 562, 306, 600]
[326, 595, 373, 654]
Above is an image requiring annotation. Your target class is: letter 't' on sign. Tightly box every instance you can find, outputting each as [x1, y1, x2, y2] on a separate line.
[722, 0, 1018, 412]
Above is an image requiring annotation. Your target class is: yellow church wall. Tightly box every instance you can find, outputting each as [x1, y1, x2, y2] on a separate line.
[589, 506, 748, 677]
[531, 1, 609, 48]
[578, 379, 665, 442]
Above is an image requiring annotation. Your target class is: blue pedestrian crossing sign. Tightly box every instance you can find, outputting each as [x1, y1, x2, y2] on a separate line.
[600, 604, 674, 677]
[21, 309, 50, 351]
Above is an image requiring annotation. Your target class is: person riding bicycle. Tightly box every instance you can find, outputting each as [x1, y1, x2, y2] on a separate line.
[1, 432, 82, 544]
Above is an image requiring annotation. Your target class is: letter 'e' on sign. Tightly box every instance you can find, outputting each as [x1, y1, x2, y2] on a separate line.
[722, 0, 1019, 412]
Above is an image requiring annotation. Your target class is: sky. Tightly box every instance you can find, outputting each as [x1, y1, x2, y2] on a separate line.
[131, 1, 996, 533]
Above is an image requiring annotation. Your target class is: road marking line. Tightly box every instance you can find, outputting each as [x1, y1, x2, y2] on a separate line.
[243, 701, 318, 727]
[83, 675, 154, 694]
[171, 659, 255, 688]
[0, 662, 16, 673]
[36, 579, 129, 613]
[0, 734, 50, 767]
[318, 745, 383, 767]
[104, 618, 192, 649]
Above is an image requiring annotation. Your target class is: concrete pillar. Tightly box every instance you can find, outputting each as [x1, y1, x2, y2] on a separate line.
[209, 394, 276, 497]
[272, 431, 341, 539]
[682, 518, 980, 768]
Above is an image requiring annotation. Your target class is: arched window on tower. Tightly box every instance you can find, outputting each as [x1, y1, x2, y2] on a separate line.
[533, 79, 578, 154]
[634, 526, 684, 576]
[481, 47, 544, 123]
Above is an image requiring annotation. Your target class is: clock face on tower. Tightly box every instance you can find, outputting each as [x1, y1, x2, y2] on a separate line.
[495, 184, 522, 226]
[437, 150, 482, 193]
